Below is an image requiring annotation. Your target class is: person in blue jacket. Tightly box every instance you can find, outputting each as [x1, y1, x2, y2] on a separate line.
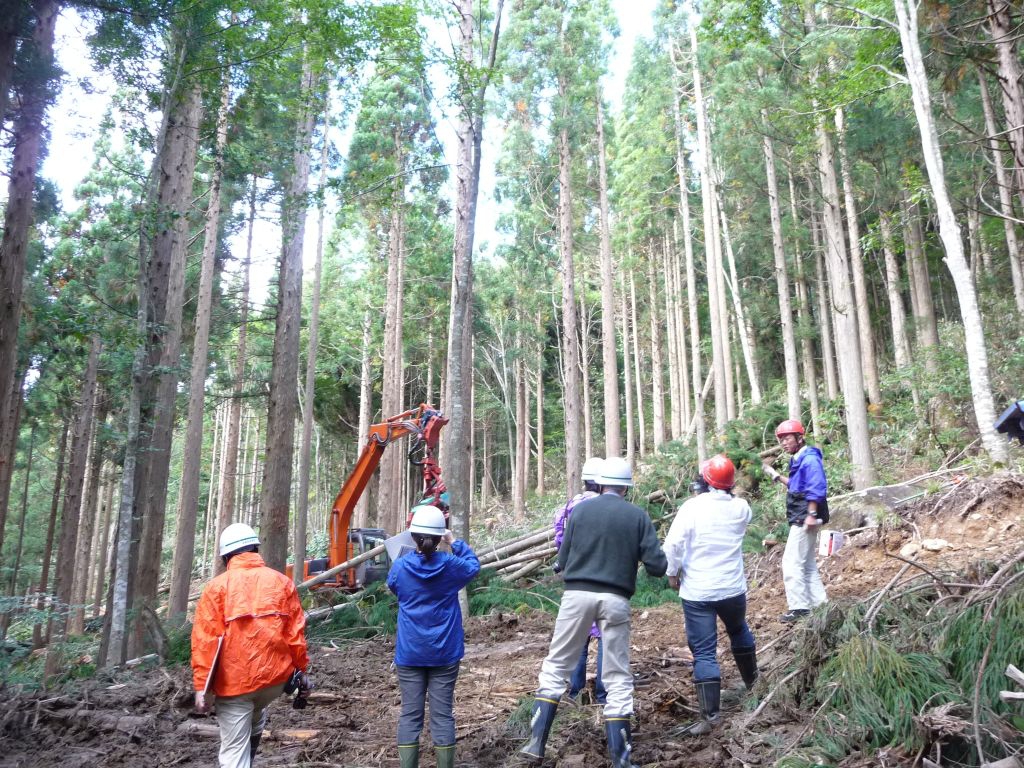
[388, 505, 480, 768]
[770, 419, 829, 622]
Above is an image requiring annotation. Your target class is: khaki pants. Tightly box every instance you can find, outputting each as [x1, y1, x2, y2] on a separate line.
[782, 524, 827, 610]
[215, 683, 286, 768]
[536, 590, 633, 717]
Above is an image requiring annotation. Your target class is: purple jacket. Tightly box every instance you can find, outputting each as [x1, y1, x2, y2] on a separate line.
[553, 490, 600, 638]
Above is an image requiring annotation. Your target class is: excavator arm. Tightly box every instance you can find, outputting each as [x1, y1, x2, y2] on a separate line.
[323, 404, 448, 586]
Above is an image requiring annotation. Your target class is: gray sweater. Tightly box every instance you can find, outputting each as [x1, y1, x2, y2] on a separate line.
[559, 492, 667, 599]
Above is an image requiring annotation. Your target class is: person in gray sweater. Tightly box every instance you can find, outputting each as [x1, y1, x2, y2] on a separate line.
[520, 457, 667, 768]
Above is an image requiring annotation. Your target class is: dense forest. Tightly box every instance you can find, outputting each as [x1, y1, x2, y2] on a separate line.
[1, 0, 1023, 673]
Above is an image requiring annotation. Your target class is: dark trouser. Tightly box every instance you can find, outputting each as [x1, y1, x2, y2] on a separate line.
[682, 593, 755, 682]
[569, 636, 606, 702]
[396, 662, 460, 747]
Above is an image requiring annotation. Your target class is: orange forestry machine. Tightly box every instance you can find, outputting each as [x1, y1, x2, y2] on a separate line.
[287, 404, 449, 590]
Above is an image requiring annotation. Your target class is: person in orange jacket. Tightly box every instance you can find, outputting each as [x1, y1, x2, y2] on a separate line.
[191, 523, 310, 768]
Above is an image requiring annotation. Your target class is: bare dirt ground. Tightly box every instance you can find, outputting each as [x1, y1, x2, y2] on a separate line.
[2, 472, 1023, 768]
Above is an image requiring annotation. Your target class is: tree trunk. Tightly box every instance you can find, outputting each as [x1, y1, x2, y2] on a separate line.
[896, 0, 1009, 464]
[811, 211, 840, 401]
[444, 0, 502, 543]
[379, 164, 406, 535]
[513, 325, 527, 520]
[354, 308, 373, 529]
[579, 294, 593, 459]
[901, 193, 940, 370]
[672, 220, 691, 431]
[670, 40, 705, 455]
[47, 337, 100, 673]
[169, 72, 229, 616]
[215, 179, 256, 574]
[534, 309, 545, 495]
[260, 60, 314, 569]
[0, 424, 34, 642]
[987, 0, 1024, 218]
[664, 238, 682, 440]
[716, 181, 762, 404]
[619, 276, 635, 464]
[629, 269, 646, 456]
[978, 66, 1024, 313]
[764, 125, 801, 419]
[557, 97, 583, 494]
[293, 117, 329, 582]
[595, 97, 621, 456]
[92, 466, 115, 618]
[647, 252, 666, 449]
[0, 0, 58, 550]
[33, 422, 67, 649]
[134, 78, 202, 636]
[879, 212, 914, 371]
[789, 167, 821, 433]
[835, 107, 882, 406]
[691, 26, 728, 430]
[69, 394, 108, 634]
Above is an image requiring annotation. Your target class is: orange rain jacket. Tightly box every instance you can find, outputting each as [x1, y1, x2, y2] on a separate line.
[191, 552, 309, 697]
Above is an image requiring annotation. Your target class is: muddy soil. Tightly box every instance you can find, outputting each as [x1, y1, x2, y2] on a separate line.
[2, 472, 1022, 768]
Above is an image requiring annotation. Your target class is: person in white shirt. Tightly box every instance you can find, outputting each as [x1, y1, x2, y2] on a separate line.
[663, 455, 758, 736]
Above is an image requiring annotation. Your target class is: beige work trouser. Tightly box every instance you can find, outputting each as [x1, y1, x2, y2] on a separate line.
[215, 683, 286, 768]
[536, 590, 633, 718]
[782, 524, 827, 610]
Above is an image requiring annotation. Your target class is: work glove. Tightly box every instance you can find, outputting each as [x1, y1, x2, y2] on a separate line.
[761, 463, 780, 482]
[552, 562, 563, 575]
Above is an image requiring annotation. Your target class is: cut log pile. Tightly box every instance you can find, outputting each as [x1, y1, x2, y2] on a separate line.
[476, 527, 556, 581]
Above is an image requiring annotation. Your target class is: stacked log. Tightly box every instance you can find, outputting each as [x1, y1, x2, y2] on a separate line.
[477, 526, 557, 581]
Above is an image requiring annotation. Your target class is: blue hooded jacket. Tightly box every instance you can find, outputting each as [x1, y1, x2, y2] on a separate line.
[785, 445, 829, 525]
[387, 539, 480, 666]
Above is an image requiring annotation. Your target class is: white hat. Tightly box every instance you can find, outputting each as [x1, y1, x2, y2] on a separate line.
[408, 505, 447, 536]
[219, 522, 260, 557]
[596, 456, 634, 487]
[581, 457, 604, 483]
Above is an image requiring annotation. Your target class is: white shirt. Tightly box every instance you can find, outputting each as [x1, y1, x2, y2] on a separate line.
[663, 489, 752, 601]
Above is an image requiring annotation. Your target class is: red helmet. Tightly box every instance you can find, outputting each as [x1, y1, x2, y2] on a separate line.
[775, 419, 806, 438]
[702, 454, 736, 490]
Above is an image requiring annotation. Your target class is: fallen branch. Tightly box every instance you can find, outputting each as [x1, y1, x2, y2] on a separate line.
[863, 563, 912, 630]
[746, 667, 802, 724]
[883, 552, 952, 596]
[1006, 664, 1024, 688]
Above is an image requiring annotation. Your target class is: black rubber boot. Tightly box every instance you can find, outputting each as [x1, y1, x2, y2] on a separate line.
[604, 717, 639, 768]
[732, 646, 759, 690]
[678, 679, 721, 737]
[519, 696, 559, 764]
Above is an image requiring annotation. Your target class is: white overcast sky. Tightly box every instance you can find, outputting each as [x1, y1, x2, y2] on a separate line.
[41, 1, 658, 306]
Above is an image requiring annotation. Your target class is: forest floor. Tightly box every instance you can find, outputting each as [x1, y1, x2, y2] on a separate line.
[2, 470, 1024, 768]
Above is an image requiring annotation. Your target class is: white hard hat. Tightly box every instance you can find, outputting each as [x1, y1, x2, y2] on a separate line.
[219, 522, 260, 557]
[581, 457, 604, 483]
[408, 505, 447, 536]
[597, 456, 634, 487]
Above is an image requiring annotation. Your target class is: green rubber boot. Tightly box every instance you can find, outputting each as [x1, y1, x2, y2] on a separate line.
[435, 744, 455, 768]
[398, 743, 419, 768]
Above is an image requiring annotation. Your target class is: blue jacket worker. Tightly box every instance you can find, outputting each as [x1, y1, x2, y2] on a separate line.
[387, 505, 480, 768]
[769, 419, 829, 622]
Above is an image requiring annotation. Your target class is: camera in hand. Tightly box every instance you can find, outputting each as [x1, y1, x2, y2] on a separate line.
[284, 669, 311, 710]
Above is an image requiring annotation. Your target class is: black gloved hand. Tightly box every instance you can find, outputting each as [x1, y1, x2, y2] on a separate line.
[552, 561, 563, 574]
